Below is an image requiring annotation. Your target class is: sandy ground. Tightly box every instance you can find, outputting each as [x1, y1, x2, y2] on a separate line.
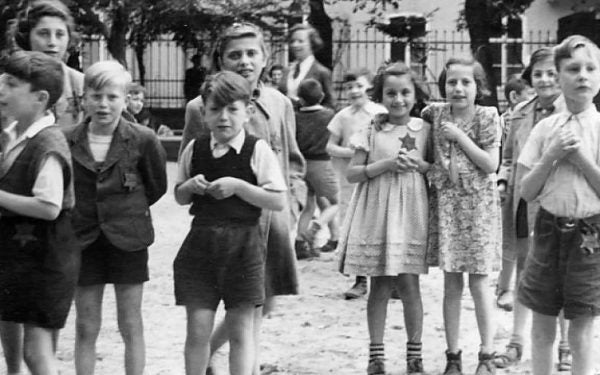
[2, 161, 599, 375]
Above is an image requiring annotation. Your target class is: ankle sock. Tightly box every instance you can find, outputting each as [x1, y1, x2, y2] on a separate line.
[369, 343, 385, 362]
[407, 341, 422, 360]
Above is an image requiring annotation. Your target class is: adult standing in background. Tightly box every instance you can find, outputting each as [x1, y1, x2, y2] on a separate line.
[281, 24, 335, 109]
[183, 54, 206, 102]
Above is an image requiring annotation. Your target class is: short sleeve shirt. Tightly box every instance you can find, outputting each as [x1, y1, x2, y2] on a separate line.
[327, 101, 387, 148]
[518, 106, 600, 218]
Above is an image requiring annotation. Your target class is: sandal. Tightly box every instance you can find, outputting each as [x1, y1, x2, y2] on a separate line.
[557, 347, 572, 372]
[493, 342, 522, 368]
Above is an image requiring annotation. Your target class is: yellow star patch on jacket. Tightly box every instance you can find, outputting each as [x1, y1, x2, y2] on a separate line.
[399, 133, 417, 152]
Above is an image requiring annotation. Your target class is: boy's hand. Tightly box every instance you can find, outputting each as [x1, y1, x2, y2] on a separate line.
[546, 128, 580, 161]
[440, 121, 463, 142]
[206, 177, 239, 199]
[566, 143, 589, 166]
[184, 174, 209, 195]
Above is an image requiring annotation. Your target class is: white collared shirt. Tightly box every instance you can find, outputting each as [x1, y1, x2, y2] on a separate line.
[327, 101, 387, 149]
[1, 113, 64, 209]
[176, 129, 287, 192]
[518, 105, 600, 218]
[286, 55, 316, 101]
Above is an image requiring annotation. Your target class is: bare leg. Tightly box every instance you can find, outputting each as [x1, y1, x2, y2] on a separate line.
[23, 325, 57, 375]
[396, 274, 423, 343]
[297, 191, 316, 241]
[114, 284, 145, 375]
[0, 321, 23, 374]
[443, 272, 463, 353]
[226, 305, 256, 375]
[184, 306, 215, 375]
[531, 311, 557, 375]
[367, 277, 393, 344]
[75, 285, 105, 375]
[468, 274, 495, 352]
[568, 315, 595, 375]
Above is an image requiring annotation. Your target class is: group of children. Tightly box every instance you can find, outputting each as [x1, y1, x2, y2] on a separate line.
[0, 3, 600, 375]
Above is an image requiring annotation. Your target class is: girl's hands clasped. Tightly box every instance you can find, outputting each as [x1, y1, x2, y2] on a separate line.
[440, 121, 464, 142]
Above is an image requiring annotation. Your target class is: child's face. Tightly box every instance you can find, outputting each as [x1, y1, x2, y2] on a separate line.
[84, 83, 127, 129]
[558, 47, 600, 106]
[270, 69, 283, 85]
[512, 87, 535, 105]
[344, 76, 371, 107]
[445, 64, 477, 110]
[204, 98, 249, 143]
[29, 16, 69, 61]
[290, 29, 312, 61]
[220, 37, 267, 88]
[127, 92, 145, 115]
[0, 73, 41, 123]
[531, 57, 559, 100]
[382, 74, 415, 123]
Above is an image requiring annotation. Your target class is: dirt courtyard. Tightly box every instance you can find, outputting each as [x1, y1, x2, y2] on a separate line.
[2, 162, 599, 374]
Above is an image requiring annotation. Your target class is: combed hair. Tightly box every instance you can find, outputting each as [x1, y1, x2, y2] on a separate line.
[372, 61, 429, 103]
[2, 50, 64, 109]
[503, 75, 529, 101]
[554, 34, 600, 70]
[10, 0, 77, 52]
[212, 22, 269, 73]
[269, 64, 284, 76]
[343, 67, 374, 84]
[84, 60, 132, 92]
[127, 83, 146, 96]
[521, 47, 554, 85]
[297, 78, 324, 106]
[438, 57, 491, 102]
[200, 71, 252, 107]
[288, 24, 324, 53]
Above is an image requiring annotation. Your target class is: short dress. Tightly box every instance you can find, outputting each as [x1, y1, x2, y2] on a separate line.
[422, 103, 502, 274]
[338, 115, 430, 276]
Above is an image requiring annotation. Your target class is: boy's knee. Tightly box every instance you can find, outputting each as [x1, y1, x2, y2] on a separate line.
[117, 317, 144, 341]
[75, 319, 101, 339]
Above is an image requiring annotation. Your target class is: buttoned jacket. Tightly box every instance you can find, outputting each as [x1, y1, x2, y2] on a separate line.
[64, 117, 167, 251]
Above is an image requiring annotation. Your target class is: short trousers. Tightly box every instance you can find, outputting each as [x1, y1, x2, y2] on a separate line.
[173, 222, 266, 310]
[305, 159, 339, 203]
[78, 233, 149, 286]
[518, 208, 600, 319]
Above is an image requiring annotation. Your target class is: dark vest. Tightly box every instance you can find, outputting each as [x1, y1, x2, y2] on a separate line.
[0, 126, 74, 217]
[189, 134, 261, 225]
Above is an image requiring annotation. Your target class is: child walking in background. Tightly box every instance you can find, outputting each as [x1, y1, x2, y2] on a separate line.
[517, 35, 600, 375]
[0, 51, 78, 375]
[327, 68, 386, 299]
[294, 78, 338, 259]
[174, 71, 286, 375]
[422, 57, 502, 375]
[67, 61, 167, 375]
[338, 62, 432, 375]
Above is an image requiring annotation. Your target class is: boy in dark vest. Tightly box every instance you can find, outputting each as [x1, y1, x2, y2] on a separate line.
[0, 50, 77, 375]
[174, 71, 286, 374]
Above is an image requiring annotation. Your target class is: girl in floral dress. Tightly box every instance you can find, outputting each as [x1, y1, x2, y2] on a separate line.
[421, 57, 502, 375]
[338, 62, 432, 375]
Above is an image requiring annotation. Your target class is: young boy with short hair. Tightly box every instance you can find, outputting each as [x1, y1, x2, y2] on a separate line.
[326, 68, 386, 298]
[174, 71, 286, 375]
[294, 78, 338, 259]
[66, 60, 167, 375]
[518, 34, 600, 375]
[0, 50, 78, 375]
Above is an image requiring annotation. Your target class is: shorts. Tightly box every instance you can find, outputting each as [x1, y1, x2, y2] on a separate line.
[78, 233, 149, 286]
[173, 222, 266, 310]
[518, 208, 600, 319]
[305, 159, 339, 203]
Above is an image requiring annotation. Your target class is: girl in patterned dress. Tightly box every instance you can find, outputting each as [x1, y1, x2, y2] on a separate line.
[338, 62, 432, 375]
[421, 57, 502, 375]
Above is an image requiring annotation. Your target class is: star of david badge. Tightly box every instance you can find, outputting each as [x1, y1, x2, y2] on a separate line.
[399, 133, 417, 152]
[12, 223, 37, 247]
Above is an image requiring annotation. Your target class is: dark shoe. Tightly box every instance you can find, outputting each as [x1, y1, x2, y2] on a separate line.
[318, 239, 338, 253]
[407, 357, 424, 374]
[496, 288, 514, 312]
[493, 343, 522, 368]
[367, 358, 385, 375]
[557, 347, 571, 372]
[295, 240, 313, 260]
[444, 350, 462, 375]
[344, 278, 367, 299]
[475, 352, 496, 375]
